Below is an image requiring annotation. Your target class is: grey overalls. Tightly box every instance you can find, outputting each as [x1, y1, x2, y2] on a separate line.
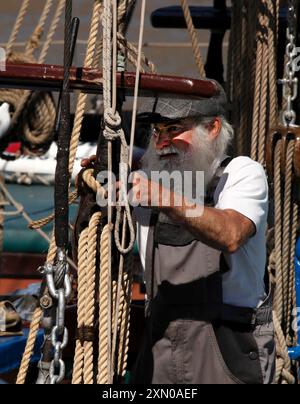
[132, 160, 275, 385]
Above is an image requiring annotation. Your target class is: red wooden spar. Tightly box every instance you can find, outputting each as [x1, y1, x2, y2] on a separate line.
[0, 62, 219, 98]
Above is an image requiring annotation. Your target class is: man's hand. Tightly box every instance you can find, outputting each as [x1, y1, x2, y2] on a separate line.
[81, 155, 97, 168]
[128, 171, 176, 208]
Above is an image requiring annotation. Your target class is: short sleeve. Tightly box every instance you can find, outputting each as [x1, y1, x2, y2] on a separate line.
[216, 157, 269, 231]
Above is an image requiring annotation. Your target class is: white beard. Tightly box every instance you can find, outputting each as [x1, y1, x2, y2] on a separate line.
[141, 127, 221, 192]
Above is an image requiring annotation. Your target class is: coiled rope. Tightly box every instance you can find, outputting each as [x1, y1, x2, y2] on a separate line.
[0, 0, 66, 155]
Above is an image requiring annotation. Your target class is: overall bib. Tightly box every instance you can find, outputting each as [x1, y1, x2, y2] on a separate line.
[132, 161, 275, 385]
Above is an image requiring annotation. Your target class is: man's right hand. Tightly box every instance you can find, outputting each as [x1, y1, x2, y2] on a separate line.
[80, 154, 97, 168]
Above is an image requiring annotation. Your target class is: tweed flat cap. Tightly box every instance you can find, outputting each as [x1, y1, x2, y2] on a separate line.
[137, 79, 227, 123]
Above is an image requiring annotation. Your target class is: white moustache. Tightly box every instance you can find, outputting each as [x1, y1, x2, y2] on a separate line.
[156, 145, 179, 157]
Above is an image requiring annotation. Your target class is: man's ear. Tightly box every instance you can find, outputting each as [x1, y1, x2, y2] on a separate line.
[207, 117, 222, 140]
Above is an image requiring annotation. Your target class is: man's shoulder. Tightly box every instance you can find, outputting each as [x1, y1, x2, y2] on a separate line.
[224, 156, 267, 181]
[225, 156, 264, 171]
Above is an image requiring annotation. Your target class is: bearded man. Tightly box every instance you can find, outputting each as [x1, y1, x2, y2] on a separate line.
[80, 81, 275, 384]
[129, 81, 275, 385]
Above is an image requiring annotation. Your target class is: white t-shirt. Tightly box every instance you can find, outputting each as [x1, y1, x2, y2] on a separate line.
[135, 156, 269, 309]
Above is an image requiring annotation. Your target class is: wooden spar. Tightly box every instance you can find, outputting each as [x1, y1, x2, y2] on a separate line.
[0, 62, 220, 98]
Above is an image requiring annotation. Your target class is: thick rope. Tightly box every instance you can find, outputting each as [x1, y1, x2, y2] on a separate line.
[250, 0, 279, 163]
[97, 224, 111, 384]
[81, 213, 101, 384]
[288, 203, 298, 344]
[282, 141, 295, 334]
[273, 141, 283, 323]
[268, 0, 279, 129]
[180, 0, 206, 78]
[271, 139, 297, 384]
[273, 310, 295, 384]
[251, 2, 265, 161]
[72, 228, 89, 384]
[16, 307, 43, 384]
[72, 213, 101, 385]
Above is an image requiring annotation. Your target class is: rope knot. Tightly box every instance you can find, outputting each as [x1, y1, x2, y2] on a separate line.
[103, 108, 122, 141]
[104, 108, 121, 128]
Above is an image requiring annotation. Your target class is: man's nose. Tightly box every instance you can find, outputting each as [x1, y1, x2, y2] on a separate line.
[155, 133, 172, 150]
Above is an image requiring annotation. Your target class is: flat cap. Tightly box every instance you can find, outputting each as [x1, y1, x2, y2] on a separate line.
[137, 79, 227, 123]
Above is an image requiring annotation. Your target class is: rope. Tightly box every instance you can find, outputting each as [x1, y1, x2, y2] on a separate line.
[117, 257, 134, 377]
[16, 307, 43, 384]
[129, 0, 147, 166]
[38, 0, 66, 65]
[180, 0, 206, 78]
[97, 225, 111, 384]
[271, 138, 297, 384]
[117, 33, 157, 74]
[72, 213, 101, 384]
[288, 203, 298, 344]
[250, 0, 279, 163]
[251, 2, 265, 161]
[16, 224, 59, 385]
[72, 228, 89, 384]
[111, 3, 142, 359]
[228, 0, 279, 158]
[273, 141, 283, 322]
[273, 310, 295, 384]
[29, 191, 78, 230]
[257, 1, 269, 165]
[111, 215, 127, 378]
[83, 212, 101, 384]
[268, 0, 279, 129]
[69, 1, 102, 175]
[25, 0, 54, 57]
[6, 0, 31, 55]
[282, 141, 295, 335]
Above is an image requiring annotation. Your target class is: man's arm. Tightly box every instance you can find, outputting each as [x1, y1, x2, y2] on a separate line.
[131, 156, 268, 253]
[163, 201, 255, 253]
[130, 171, 256, 253]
